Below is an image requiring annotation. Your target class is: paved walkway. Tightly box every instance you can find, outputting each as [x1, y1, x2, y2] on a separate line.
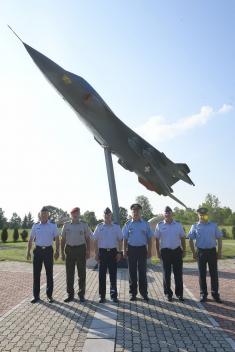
[0, 260, 234, 351]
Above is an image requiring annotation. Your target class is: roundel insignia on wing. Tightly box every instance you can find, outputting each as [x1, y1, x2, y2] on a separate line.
[62, 74, 72, 84]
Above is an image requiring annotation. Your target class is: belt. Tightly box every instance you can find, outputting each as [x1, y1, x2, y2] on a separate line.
[128, 245, 146, 249]
[161, 246, 181, 251]
[99, 248, 116, 252]
[197, 247, 216, 251]
[66, 244, 86, 248]
[36, 245, 52, 250]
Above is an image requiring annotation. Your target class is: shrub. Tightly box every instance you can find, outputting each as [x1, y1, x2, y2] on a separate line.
[221, 228, 228, 239]
[1, 228, 8, 242]
[20, 230, 28, 242]
[13, 228, 19, 242]
[232, 226, 235, 240]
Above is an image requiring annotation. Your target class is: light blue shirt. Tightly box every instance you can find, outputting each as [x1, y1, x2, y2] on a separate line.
[93, 223, 123, 249]
[30, 221, 58, 246]
[122, 219, 153, 246]
[188, 221, 222, 249]
[154, 220, 185, 249]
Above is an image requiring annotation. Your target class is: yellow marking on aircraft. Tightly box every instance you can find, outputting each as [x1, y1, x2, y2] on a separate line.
[62, 74, 72, 84]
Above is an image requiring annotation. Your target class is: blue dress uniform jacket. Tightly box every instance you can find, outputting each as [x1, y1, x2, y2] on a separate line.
[188, 222, 222, 249]
[122, 219, 153, 246]
[93, 223, 123, 249]
[30, 221, 59, 246]
[154, 220, 185, 249]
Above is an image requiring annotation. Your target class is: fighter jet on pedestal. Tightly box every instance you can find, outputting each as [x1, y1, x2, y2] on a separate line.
[10, 27, 194, 208]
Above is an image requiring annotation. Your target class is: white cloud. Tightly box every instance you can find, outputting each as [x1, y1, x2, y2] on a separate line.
[135, 104, 233, 143]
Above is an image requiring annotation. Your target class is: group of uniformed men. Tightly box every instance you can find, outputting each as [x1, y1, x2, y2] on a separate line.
[27, 204, 223, 304]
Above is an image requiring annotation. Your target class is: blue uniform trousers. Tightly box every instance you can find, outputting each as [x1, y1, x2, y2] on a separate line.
[99, 248, 118, 299]
[197, 247, 219, 297]
[161, 247, 183, 297]
[33, 246, 53, 299]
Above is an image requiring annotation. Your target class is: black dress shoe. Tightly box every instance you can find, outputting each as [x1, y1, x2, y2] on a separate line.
[31, 297, 40, 304]
[112, 297, 119, 303]
[143, 295, 149, 302]
[64, 296, 74, 302]
[200, 295, 207, 303]
[99, 298, 106, 303]
[166, 295, 173, 302]
[47, 297, 54, 303]
[177, 296, 184, 302]
[130, 295, 137, 301]
[212, 295, 222, 303]
[79, 296, 86, 303]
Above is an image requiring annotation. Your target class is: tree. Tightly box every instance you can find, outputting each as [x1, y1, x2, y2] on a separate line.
[119, 207, 128, 227]
[13, 228, 19, 242]
[9, 213, 22, 229]
[20, 230, 28, 242]
[173, 207, 198, 225]
[45, 206, 70, 227]
[82, 211, 97, 230]
[135, 195, 154, 221]
[232, 226, 235, 240]
[22, 215, 28, 229]
[1, 228, 8, 242]
[0, 208, 7, 229]
[202, 194, 220, 209]
[27, 212, 34, 228]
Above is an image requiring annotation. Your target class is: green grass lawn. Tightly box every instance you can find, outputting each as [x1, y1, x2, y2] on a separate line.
[0, 239, 234, 264]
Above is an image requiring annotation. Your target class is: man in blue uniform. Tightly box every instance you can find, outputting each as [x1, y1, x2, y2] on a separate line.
[93, 207, 123, 303]
[188, 207, 223, 303]
[123, 203, 153, 301]
[155, 206, 186, 302]
[27, 207, 59, 303]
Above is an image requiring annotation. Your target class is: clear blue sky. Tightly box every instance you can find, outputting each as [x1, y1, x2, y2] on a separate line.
[0, 0, 234, 220]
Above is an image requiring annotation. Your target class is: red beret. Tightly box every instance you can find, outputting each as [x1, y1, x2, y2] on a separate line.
[71, 207, 80, 214]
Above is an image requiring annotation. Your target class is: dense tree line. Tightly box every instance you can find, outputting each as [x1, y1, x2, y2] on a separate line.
[1, 194, 234, 234]
[0, 209, 34, 230]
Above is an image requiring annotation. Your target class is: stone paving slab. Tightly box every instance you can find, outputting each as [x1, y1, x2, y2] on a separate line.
[0, 261, 63, 316]
[0, 260, 234, 351]
[183, 259, 235, 341]
[83, 339, 115, 352]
